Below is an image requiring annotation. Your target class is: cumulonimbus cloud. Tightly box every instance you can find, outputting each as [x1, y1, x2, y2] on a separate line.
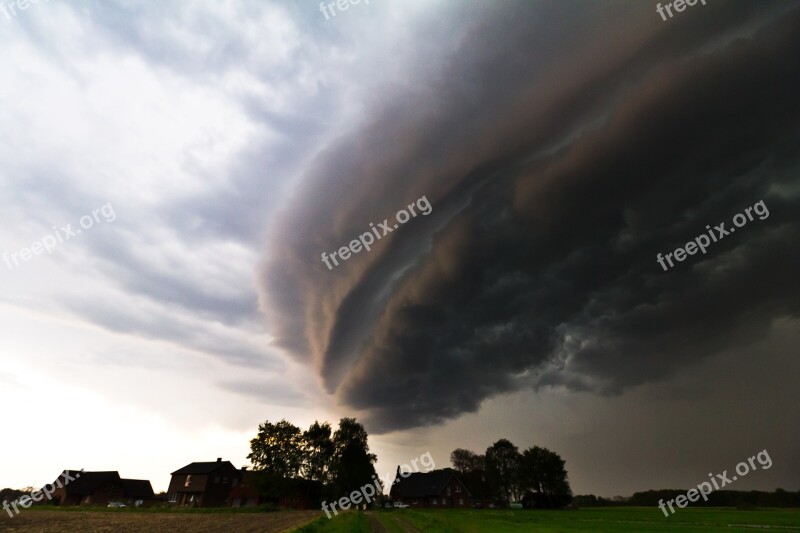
[260, 0, 800, 432]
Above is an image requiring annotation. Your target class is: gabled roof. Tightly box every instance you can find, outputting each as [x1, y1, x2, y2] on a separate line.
[121, 479, 154, 499]
[391, 469, 470, 498]
[57, 471, 120, 496]
[171, 460, 237, 476]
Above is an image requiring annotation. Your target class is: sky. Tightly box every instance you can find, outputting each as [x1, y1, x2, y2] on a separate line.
[1, 0, 798, 497]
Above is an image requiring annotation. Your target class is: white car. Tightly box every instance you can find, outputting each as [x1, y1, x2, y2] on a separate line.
[393, 502, 410, 509]
[107, 502, 126, 508]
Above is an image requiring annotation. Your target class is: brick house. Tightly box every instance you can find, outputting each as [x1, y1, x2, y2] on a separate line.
[50, 470, 154, 507]
[460, 469, 497, 508]
[226, 469, 260, 508]
[167, 458, 241, 507]
[390, 468, 471, 509]
[120, 478, 158, 507]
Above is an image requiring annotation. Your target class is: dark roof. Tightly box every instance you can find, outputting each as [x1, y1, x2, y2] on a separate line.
[121, 479, 155, 499]
[171, 460, 237, 476]
[391, 469, 469, 498]
[461, 470, 493, 499]
[56, 471, 120, 496]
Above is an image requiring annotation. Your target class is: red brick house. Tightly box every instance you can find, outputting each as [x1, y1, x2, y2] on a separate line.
[226, 469, 260, 508]
[167, 458, 241, 507]
[390, 468, 471, 509]
[50, 470, 154, 507]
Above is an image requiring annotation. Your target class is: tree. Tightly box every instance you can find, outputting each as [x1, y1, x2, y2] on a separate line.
[302, 421, 334, 484]
[519, 446, 572, 508]
[247, 419, 304, 479]
[485, 439, 521, 505]
[450, 449, 485, 473]
[330, 418, 378, 502]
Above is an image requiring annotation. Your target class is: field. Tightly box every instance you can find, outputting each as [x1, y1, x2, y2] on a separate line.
[299, 508, 800, 532]
[0, 509, 319, 532]
[2, 507, 798, 532]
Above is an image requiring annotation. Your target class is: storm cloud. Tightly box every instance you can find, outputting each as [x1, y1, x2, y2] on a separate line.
[260, 0, 800, 432]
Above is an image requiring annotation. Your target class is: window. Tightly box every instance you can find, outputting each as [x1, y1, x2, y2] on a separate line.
[455, 485, 461, 493]
[168, 493, 178, 503]
[459, 498, 464, 505]
[222, 477, 228, 484]
[214, 476, 220, 484]
[432, 498, 437, 505]
[184, 475, 192, 487]
[233, 478, 239, 487]
[447, 487, 451, 496]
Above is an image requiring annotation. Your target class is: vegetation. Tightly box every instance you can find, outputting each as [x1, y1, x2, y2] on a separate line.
[295, 510, 370, 532]
[576, 488, 800, 508]
[300, 508, 800, 532]
[452, 439, 572, 508]
[247, 417, 379, 506]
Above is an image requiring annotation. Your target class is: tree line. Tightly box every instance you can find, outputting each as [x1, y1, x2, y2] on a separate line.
[575, 489, 800, 508]
[246, 418, 379, 504]
[451, 438, 572, 508]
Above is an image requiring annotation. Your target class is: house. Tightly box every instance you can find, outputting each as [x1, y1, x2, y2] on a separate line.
[50, 471, 154, 507]
[275, 478, 323, 510]
[167, 458, 241, 507]
[390, 468, 471, 509]
[226, 469, 260, 508]
[120, 478, 157, 507]
[460, 469, 497, 508]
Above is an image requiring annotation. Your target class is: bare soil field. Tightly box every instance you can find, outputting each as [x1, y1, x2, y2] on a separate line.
[0, 510, 320, 532]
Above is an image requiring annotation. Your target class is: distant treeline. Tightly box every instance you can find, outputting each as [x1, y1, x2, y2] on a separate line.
[575, 489, 800, 508]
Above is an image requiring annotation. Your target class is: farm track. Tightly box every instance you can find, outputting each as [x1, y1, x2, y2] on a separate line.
[365, 512, 388, 532]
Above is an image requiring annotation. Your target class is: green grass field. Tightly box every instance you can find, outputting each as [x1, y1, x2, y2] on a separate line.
[298, 507, 800, 532]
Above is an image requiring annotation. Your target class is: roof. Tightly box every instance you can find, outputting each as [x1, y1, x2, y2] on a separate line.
[391, 469, 469, 498]
[171, 460, 237, 476]
[461, 470, 493, 499]
[56, 471, 120, 496]
[121, 479, 155, 499]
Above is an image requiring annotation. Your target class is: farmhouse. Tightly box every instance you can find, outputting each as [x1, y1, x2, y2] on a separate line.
[167, 458, 241, 507]
[226, 469, 260, 508]
[50, 470, 154, 507]
[390, 468, 471, 508]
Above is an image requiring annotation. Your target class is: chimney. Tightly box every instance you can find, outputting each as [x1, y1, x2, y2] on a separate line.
[216, 458, 222, 463]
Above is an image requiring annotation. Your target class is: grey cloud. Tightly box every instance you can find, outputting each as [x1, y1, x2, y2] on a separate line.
[261, 1, 800, 432]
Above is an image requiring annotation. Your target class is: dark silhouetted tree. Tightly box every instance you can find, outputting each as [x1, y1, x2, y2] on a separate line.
[450, 449, 485, 473]
[302, 421, 334, 485]
[330, 418, 378, 502]
[247, 419, 304, 498]
[519, 446, 572, 508]
[485, 439, 521, 505]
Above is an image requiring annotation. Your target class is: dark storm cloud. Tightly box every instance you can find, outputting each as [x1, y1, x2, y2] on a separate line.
[261, 0, 800, 432]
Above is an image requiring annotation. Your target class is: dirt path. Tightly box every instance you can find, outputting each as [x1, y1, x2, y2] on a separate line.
[365, 512, 388, 533]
